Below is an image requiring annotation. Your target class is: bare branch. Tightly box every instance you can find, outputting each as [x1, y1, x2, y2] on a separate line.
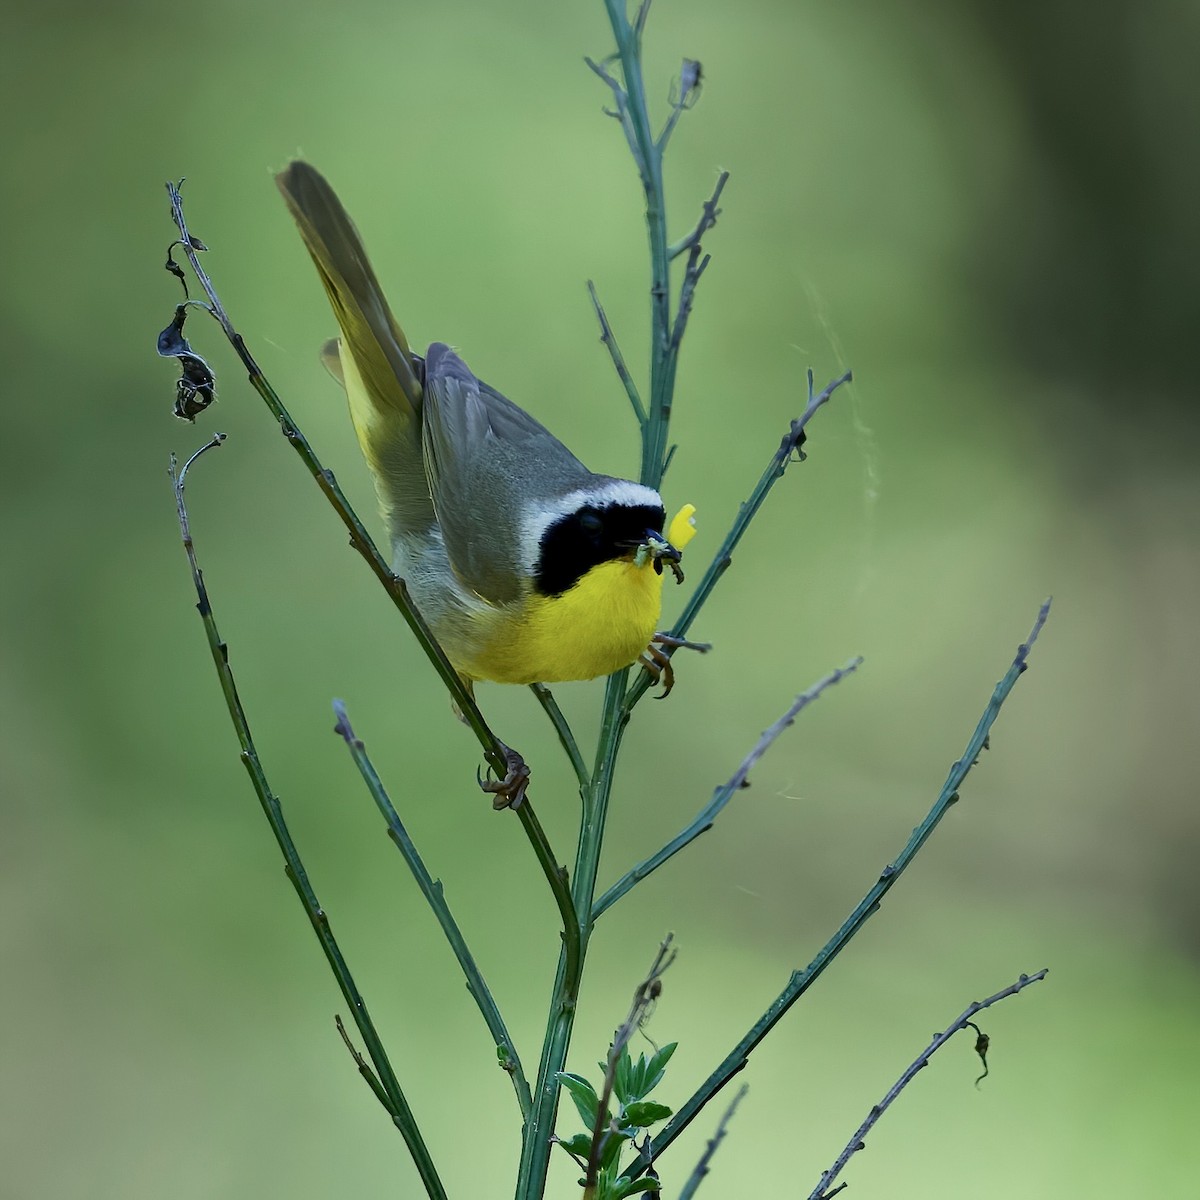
[587, 279, 647, 426]
[808, 969, 1050, 1199]
[677, 1085, 748, 1200]
[595, 657, 863, 919]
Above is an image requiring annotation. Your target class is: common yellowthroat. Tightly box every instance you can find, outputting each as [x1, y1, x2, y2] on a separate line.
[276, 162, 696, 695]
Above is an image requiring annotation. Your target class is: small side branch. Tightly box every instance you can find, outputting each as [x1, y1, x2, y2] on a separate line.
[594, 657, 862, 920]
[676, 1084, 748, 1200]
[807, 969, 1049, 1200]
[530, 684, 591, 791]
[668, 171, 728, 262]
[584, 54, 645, 176]
[620, 601, 1052, 1181]
[332, 701, 533, 1120]
[587, 280, 647, 427]
[624, 368, 853, 715]
[162, 183, 580, 945]
[169, 438, 447, 1200]
[584, 936, 677, 1194]
[335, 1014, 394, 1113]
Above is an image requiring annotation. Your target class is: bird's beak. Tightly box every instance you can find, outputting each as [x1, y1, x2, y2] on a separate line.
[639, 530, 684, 582]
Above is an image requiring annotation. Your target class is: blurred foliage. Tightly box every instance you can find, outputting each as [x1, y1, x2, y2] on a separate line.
[2, 0, 1198, 1197]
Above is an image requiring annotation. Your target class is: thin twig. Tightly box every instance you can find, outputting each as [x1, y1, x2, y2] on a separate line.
[594, 0, 674, 488]
[169, 437, 447, 1200]
[621, 601, 1053, 1181]
[594, 656, 863, 920]
[808, 969, 1049, 1199]
[584, 55, 644, 174]
[667, 172, 729, 262]
[163, 182, 581, 955]
[587, 280, 647, 427]
[623, 368, 853, 716]
[669, 175, 729, 355]
[520, 6, 735, 1192]
[584, 936, 677, 1195]
[332, 700, 533, 1120]
[335, 1014, 393, 1113]
[530, 684, 591, 791]
[677, 1084, 748, 1200]
[163, 183, 498, 771]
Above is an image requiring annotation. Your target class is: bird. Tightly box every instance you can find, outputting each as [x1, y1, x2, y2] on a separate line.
[275, 161, 700, 715]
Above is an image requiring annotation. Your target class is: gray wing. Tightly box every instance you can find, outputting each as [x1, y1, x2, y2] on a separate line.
[421, 343, 593, 604]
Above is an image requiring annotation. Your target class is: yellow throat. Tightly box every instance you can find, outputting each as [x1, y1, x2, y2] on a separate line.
[469, 504, 697, 686]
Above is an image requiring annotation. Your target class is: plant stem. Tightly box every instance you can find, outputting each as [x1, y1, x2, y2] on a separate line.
[514, 669, 631, 1199]
[333, 700, 532, 1119]
[596, 0, 673, 489]
[676, 1084, 749, 1200]
[517, 6, 737, 1193]
[530, 684, 591, 791]
[587, 280, 646, 428]
[622, 600, 1052, 1180]
[164, 181, 579, 962]
[170, 438, 446, 1200]
[623, 368, 853, 717]
[164, 184, 501, 775]
[808, 969, 1049, 1199]
[593, 656, 862, 920]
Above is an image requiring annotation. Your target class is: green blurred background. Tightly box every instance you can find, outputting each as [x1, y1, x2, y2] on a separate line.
[4, 0, 1197, 1195]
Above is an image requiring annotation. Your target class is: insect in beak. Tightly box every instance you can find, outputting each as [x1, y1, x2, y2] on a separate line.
[636, 530, 685, 583]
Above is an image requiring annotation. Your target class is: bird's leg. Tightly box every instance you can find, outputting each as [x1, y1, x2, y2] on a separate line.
[478, 741, 531, 810]
[454, 676, 530, 809]
[639, 632, 712, 699]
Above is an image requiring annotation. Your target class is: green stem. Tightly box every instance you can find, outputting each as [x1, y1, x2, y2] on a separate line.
[622, 600, 1052, 1182]
[171, 439, 447, 1200]
[165, 181, 579, 963]
[600, 0, 672, 488]
[624, 369, 853, 716]
[807, 968, 1048, 1199]
[593, 657, 862, 921]
[514, 669, 632, 1199]
[333, 700, 532, 1119]
[530, 684, 591, 791]
[586, 280, 646, 428]
[516, 5, 718, 1192]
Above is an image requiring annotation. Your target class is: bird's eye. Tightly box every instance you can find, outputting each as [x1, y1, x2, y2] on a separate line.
[578, 510, 603, 534]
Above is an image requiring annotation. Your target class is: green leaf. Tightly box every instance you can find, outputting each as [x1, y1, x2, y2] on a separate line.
[614, 1047, 635, 1104]
[557, 1133, 593, 1158]
[615, 1179, 661, 1198]
[557, 1072, 601, 1128]
[599, 1127, 628, 1172]
[641, 1042, 678, 1096]
[621, 1100, 672, 1128]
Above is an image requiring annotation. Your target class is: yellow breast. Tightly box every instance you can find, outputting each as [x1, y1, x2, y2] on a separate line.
[471, 558, 665, 685]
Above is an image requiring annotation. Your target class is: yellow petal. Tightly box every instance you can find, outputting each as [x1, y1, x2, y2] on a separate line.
[668, 503, 697, 550]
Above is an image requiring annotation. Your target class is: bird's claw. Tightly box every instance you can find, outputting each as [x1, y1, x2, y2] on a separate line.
[477, 740, 530, 810]
[639, 632, 712, 699]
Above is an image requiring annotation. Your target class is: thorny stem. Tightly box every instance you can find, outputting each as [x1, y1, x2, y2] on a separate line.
[170, 437, 447, 1200]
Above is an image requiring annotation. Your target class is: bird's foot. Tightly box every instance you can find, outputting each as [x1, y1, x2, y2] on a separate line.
[639, 632, 712, 699]
[477, 740, 531, 810]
